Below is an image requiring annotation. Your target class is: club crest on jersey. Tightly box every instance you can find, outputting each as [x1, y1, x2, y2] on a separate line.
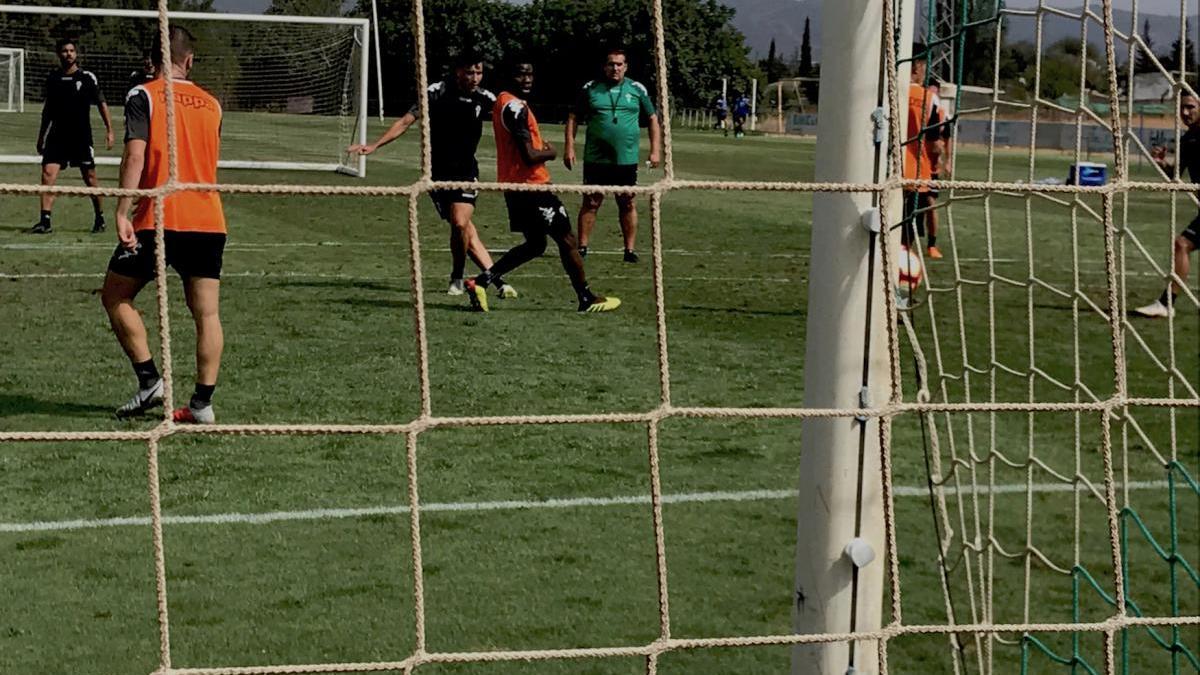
[76, 81, 82, 91]
[475, 105, 481, 118]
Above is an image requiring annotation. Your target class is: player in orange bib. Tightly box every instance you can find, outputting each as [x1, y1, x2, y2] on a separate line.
[463, 61, 620, 313]
[100, 26, 226, 424]
[901, 44, 946, 258]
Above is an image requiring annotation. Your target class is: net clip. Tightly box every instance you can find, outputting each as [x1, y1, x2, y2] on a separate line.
[860, 208, 881, 233]
[871, 106, 887, 144]
[844, 537, 876, 568]
[856, 386, 871, 421]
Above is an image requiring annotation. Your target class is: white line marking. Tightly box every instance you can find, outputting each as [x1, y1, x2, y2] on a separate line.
[0, 270, 795, 284]
[0, 481, 1171, 534]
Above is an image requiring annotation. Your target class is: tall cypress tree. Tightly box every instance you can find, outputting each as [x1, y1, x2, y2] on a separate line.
[800, 18, 813, 76]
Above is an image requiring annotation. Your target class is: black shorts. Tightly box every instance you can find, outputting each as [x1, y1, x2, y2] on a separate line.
[42, 138, 95, 169]
[503, 192, 571, 235]
[583, 163, 638, 187]
[1184, 212, 1200, 247]
[107, 230, 227, 280]
[430, 187, 478, 221]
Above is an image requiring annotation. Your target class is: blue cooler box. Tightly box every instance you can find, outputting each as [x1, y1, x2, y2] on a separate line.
[1068, 161, 1107, 186]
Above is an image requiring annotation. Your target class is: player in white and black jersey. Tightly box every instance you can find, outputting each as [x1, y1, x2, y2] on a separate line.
[31, 38, 114, 234]
[349, 51, 514, 298]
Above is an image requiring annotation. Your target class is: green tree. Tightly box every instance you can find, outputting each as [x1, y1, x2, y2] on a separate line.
[1134, 19, 1159, 74]
[799, 18, 812, 76]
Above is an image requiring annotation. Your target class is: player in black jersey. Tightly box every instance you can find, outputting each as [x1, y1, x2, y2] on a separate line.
[349, 52, 514, 298]
[31, 38, 114, 235]
[126, 48, 156, 98]
[1134, 92, 1200, 318]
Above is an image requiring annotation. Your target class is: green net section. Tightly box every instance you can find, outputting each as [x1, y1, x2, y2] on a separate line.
[1021, 463, 1200, 674]
[900, 0, 1200, 671]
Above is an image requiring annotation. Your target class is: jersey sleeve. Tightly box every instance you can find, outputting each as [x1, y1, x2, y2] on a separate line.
[477, 89, 497, 122]
[86, 71, 106, 105]
[573, 84, 592, 121]
[407, 81, 446, 119]
[501, 99, 532, 145]
[124, 88, 150, 142]
[636, 83, 657, 117]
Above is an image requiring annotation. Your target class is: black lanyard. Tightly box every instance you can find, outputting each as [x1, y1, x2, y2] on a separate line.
[607, 81, 627, 123]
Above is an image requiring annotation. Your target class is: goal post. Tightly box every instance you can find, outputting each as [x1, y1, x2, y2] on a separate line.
[0, 4, 371, 177]
[0, 47, 23, 113]
[793, 0, 915, 671]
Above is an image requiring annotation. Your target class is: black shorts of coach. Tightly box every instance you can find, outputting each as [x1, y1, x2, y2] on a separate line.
[42, 137, 96, 169]
[1184, 211, 1200, 248]
[504, 192, 572, 235]
[583, 163, 638, 187]
[430, 187, 478, 221]
[107, 230, 227, 280]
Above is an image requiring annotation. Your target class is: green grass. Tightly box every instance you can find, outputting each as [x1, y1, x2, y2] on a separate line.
[0, 107, 1197, 674]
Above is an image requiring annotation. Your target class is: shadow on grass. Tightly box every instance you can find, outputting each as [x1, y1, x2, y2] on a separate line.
[0, 393, 114, 418]
[678, 303, 803, 318]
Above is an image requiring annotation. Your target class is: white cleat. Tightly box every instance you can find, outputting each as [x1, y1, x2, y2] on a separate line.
[498, 283, 518, 299]
[447, 279, 466, 296]
[115, 379, 164, 418]
[1132, 300, 1175, 319]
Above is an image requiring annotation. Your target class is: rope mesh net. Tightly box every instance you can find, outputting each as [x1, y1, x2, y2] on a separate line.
[0, 0, 1196, 672]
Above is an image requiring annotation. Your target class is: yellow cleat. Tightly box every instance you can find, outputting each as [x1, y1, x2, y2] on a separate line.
[579, 295, 621, 313]
[465, 278, 489, 312]
[498, 283, 519, 299]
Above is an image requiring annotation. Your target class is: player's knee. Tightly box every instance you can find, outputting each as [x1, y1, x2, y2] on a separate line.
[1175, 234, 1196, 255]
[582, 194, 603, 210]
[616, 195, 636, 211]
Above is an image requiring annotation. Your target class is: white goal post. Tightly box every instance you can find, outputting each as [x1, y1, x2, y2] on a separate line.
[0, 47, 23, 113]
[0, 4, 374, 177]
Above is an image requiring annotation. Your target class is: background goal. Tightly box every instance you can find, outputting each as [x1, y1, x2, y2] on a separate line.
[0, 5, 370, 176]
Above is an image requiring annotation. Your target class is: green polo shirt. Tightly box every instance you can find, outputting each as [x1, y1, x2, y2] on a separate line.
[574, 78, 656, 166]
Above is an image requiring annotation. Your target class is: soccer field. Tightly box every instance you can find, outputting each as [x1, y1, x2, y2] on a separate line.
[0, 109, 1197, 674]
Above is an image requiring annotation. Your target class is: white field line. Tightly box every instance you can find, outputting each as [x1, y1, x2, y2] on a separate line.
[0, 480, 1171, 534]
[0, 270, 795, 284]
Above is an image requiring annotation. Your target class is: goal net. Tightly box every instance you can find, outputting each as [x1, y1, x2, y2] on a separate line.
[0, 0, 1195, 672]
[0, 5, 369, 176]
[0, 47, 23, 112]
[898, 0, 1200, 670]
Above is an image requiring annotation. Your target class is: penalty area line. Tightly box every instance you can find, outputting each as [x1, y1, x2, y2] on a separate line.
[0, 480, 1170, 534]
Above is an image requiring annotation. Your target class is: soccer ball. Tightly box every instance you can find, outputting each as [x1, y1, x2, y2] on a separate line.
[895, 246, 924, 309]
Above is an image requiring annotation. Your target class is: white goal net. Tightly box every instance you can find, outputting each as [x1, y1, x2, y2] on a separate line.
[0, 5, 369, 176]
[0, 47, 23, 112]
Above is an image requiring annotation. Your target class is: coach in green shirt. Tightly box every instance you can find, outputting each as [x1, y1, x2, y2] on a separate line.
[564, 48, 662, 263]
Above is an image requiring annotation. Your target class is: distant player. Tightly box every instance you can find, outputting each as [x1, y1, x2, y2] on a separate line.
[918, 82, 949, 260]
[349, 52, 513, 298]
[564, 48, 662, 263]
[102, 26, 226, 424]
[900, 44, 945, 256]
[31, 37, 114, 235]
[732, 93, 750, 138]
[126, 48, 156, 97]
[464, 60, 620, 314]
[1133, 92, 1200, 318]
[713, 95, 728, 135]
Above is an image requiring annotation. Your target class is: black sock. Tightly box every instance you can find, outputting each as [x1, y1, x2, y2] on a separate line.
[132, 359, 160, 390]
[39, 210, 51, 224]
[191, 383, 216, 408]
[928, 234, 937, 248]
[578, 286, 596, 306]
[578, 245, 589, 258]
[1158, 289, 1177, 306]
[474, 269, 495, 288]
